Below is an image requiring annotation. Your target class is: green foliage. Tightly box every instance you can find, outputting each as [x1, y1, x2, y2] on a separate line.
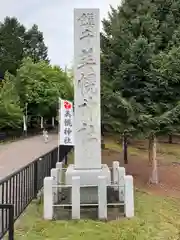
[23, 24, 49, 63]
[101, 0, 180, 137]
[15, 58, 73, 118]
[0, 58, 73, 130]
[0, 73, 23, 129]
[0, 17, 48, 77]
[0, 16, 73, 131]
[0, 17, 25, 76]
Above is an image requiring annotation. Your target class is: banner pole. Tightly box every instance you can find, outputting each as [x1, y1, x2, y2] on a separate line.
[57, 98, 61, 162]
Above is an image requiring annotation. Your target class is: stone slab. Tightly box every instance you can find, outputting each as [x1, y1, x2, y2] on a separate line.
[65, 164, 111, 185]
[65, 164, 111, 203]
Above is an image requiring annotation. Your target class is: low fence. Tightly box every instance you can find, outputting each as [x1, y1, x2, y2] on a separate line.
[0, 204, 14, 240]
[43, 161, 134, 220]
[0, 145, 73, 239]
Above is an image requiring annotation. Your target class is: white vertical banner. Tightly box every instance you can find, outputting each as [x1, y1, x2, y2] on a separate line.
[60, 100, 74, 145]
[23, 115, 27, 131]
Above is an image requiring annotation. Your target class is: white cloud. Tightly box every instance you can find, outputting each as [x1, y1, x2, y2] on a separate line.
[0, 0, 120, 67]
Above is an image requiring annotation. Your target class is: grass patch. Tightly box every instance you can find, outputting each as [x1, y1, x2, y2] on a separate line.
[105, 136, 180, 161]
[10, 137, 180, 239]
[105, 137, 142, 156]
[13, 191, 180, 240]
[104, 137, 122, 152]
[68, 136, 180, 165]
[157, 143, 180, 157]
[67, 150, 74, 164]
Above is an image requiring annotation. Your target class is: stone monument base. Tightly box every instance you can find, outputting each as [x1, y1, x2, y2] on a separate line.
[65, 164, 111, 203]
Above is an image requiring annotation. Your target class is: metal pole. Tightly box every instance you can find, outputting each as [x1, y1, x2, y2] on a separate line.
[8, 205, 14, 240]
[57, 98, 61, 162]
[25, 103, 28, 137]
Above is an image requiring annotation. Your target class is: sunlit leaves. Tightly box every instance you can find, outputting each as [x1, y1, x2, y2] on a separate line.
[15, 58, 73, 117]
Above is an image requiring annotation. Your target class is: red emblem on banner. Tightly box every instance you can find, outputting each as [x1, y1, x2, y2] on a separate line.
[64, 101, 72, 109]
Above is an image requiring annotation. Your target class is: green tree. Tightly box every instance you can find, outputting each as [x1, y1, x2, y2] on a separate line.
[0, 18, 49, 77]
[15, 58, 73, 122]
[0, 17, 25, 76]
[101, 1, 180, 183]
[23, 24, 49, 63]
[0, 73, 23, 130]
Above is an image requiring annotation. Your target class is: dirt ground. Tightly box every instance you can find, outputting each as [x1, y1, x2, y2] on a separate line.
[102, 139, 180, 198]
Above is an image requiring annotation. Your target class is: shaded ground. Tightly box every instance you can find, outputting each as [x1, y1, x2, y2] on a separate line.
[0, 134, 58, 179]
[103, 137, 180, 198]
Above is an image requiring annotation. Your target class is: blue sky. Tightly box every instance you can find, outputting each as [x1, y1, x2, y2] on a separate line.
[0, 0, 120, 68]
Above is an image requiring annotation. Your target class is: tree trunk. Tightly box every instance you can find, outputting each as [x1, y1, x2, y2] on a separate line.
[101, 124, 105, 149]
[52, 117, 55, 127]
[149, 135, 158, 184]
[148, 135, 153, 165]
[123, 132, 128, 164]
[168, 134, 172, 144]
[101, 138, 105, 149]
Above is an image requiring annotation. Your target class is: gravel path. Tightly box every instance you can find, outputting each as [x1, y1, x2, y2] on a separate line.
[0, 134, 58, 180]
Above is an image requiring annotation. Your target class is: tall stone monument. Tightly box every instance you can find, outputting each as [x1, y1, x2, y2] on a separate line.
[65, 8, 111, 202]
[43, 10, 134, 221]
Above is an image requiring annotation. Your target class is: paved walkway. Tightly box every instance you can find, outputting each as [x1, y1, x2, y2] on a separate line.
[0, 134, 58, 179]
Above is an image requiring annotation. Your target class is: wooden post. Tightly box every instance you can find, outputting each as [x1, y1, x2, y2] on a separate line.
[168, 134, 172, 144]
[148, 134, 153, 165]
[123, 132, 128, 164]
[149, 134, 158, 184]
